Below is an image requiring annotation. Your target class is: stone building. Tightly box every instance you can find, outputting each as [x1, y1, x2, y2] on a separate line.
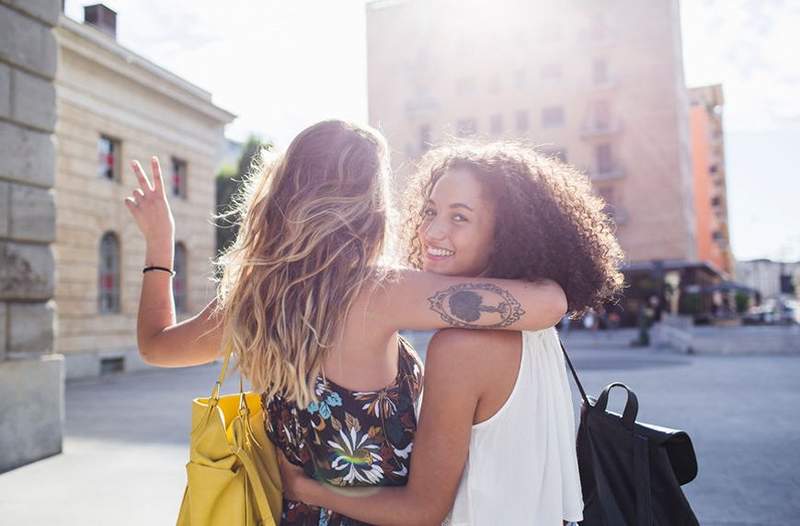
[54, 5, 235, 380]
[366, 0, 697, 264]
[689, 84, 733, 276]
[1, 0, 62, 473]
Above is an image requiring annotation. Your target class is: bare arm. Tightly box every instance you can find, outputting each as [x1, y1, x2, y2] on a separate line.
[361, 269, 567, 334]
[138, 295, 224, 367]
[283, 330, 488, 525]
[125, 157, 224, 367]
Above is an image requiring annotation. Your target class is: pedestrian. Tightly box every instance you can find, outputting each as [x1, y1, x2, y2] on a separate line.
[123, 120, 569, 525]
[279, 140, 624, 524]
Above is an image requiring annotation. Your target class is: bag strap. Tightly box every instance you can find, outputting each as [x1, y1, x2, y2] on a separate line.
[211, 342, 246, 401]
[558, 335, 591, 407]
[231, 414, 276, 524]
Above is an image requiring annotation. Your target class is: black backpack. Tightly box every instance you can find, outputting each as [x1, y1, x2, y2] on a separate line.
[559, 339, 700, 526]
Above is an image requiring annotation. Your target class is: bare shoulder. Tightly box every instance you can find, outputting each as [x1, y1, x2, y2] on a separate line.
[428, 328, 520, 355]
[426, 329, 521, 379]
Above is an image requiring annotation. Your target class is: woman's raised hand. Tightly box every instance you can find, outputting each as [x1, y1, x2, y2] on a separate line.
[124, 156, 175, 245]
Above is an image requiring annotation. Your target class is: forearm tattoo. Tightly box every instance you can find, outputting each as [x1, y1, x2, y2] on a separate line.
[427, 283, 525, 329]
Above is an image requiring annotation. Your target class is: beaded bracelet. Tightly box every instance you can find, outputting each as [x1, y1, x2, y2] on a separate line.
[143, 265, 175, 276]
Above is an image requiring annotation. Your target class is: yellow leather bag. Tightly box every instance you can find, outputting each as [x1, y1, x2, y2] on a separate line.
[176, 345, 283, 526]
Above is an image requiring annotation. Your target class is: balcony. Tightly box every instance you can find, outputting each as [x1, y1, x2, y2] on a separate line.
[591, 77, 619, 91]
[581, 120, 623, 138]
[589, 166, 625, 182]
[404, 95, 440, 118]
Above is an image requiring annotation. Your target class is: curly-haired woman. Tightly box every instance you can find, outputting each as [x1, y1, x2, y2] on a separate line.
[280, 140, 625, 525]
[124, 121, 571, 525]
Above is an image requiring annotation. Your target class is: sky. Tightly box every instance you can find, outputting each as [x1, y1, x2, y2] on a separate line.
[63, 0, 800, 262]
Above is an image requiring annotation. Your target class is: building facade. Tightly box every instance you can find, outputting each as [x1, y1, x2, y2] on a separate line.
[54, 7, 234, 379]
[689, 84, 733, 276]
[735, 259, 800, 300]
[366, 0, 697, 264]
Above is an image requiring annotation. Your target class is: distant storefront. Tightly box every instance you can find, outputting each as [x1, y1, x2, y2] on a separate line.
[604, 259, 756, 327]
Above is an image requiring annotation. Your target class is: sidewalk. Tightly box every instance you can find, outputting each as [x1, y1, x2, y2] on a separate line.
[0, 363, 226, 525]
[2, 343, 799, 525]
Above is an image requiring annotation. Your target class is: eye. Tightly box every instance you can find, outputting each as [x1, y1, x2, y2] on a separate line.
[422, 208, 436, 218]
[452, 213, 468, 223]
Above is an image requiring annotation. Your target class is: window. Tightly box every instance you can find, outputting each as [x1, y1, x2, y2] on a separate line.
[598, 186, 614, 206]
[515, 110, 530, 132]
[595, 143, 613, 173]
[709, 164, 718, 173]
[171, 157, 188, 199]
[711, 196, 722, 207]
[419, 124, 432, 153]
[593, 100, 611, 130]
[98, 135, 120, 181]
[541, 106, 565, 128]
[590, 13, 607, 41]
[597, 185, 618, 220]
[456, 76, 476, 95]
[490, 114, 504, 135]
[456, 118, 477, 137]
[173, 242, 188, 313]
[593, 58, 608, 84]
[541, 63, 562, 79]
[98, 232, 121, 313]
[514, 69, 526, 88]
[488, 76, 502, 94]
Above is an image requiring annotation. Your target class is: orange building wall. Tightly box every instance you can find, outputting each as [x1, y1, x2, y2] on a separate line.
[690, 105, 725, 273]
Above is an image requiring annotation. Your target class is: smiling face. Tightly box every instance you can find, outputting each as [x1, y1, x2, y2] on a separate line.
[417, 167, 497, 277]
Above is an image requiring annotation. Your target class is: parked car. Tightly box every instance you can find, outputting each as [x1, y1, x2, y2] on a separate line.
[743, 299, 799, 325]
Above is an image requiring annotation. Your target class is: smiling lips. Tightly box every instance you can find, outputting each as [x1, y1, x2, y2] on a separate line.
[425, 245, 455, 258]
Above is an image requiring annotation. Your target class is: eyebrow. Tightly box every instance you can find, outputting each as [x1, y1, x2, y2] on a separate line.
[426, 199, 474, 212]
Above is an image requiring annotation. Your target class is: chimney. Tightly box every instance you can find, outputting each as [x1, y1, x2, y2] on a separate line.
[84, 4, 117, 39]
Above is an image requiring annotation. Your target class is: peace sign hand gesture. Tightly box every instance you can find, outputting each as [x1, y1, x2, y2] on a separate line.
[124, 156, 175, 246]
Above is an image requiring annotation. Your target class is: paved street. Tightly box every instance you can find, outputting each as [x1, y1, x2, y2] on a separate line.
[1, 339, 798, 525]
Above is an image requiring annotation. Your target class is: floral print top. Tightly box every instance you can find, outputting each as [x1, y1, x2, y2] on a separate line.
[262, 336, 424, 525]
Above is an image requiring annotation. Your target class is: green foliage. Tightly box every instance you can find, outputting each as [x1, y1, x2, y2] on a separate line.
[679, 292, 702, 315]
[214, 135, 272, 257]
[735, 292, 750, 313]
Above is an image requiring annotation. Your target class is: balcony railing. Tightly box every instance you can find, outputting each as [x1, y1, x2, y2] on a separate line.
[589, 166, 625, 181]
[591, 77, 619, 91]
[581, 120, 623, 138]
[404, 95, 440, 117]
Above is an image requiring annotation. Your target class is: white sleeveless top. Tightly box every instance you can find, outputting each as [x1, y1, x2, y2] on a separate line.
[443, 328, 584, 525]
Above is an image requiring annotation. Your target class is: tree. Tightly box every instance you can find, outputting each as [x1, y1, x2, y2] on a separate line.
[214, 135, 270, 258]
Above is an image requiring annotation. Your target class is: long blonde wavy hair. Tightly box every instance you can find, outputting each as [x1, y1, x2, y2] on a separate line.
[211, 120, 391, 407]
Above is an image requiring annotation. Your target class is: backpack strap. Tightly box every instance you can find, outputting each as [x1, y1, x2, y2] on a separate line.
[558, 335, 591, 407]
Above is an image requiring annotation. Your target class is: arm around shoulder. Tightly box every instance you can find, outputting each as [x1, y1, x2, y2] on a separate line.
[364, 268, 567, 333]
[286, 327, 486, 525]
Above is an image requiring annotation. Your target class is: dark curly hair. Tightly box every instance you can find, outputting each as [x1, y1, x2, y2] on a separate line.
[403, 140, 625, 316]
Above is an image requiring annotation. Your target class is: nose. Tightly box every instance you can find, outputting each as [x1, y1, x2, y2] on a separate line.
[422, 215, 447, 244]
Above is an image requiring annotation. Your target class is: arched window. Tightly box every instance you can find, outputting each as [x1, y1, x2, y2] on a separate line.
[173, 242, 188, 312]
[98, 232, 121, 313]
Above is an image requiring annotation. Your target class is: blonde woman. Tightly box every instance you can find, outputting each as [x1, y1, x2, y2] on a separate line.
[124, 121, 568, 525]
